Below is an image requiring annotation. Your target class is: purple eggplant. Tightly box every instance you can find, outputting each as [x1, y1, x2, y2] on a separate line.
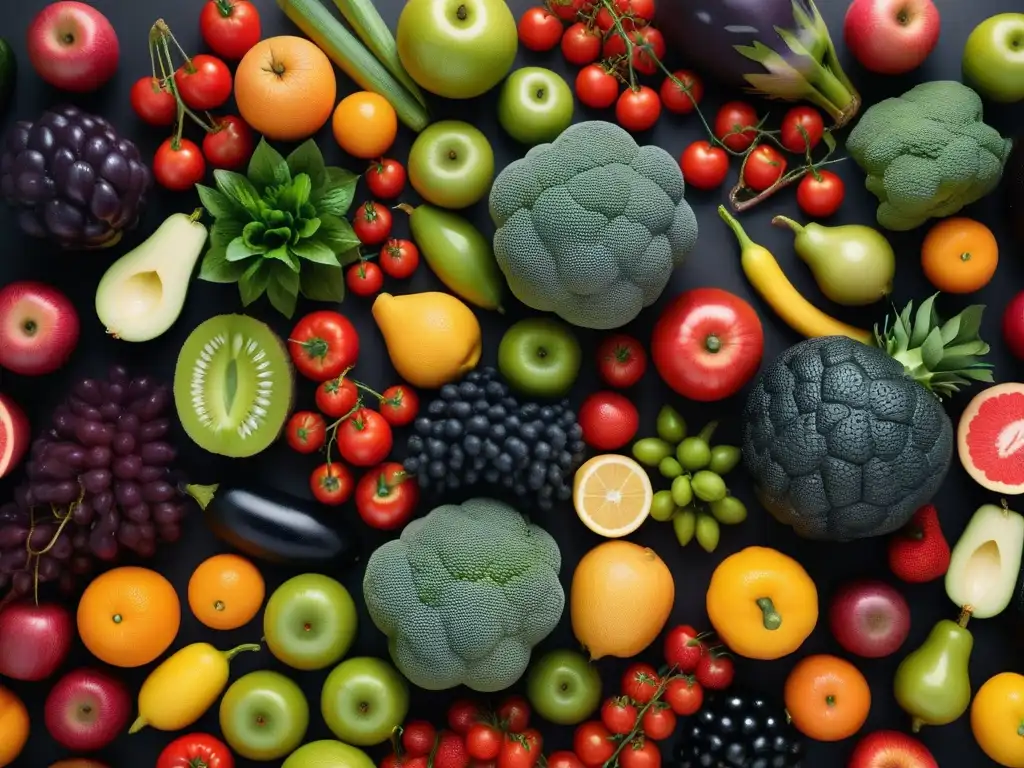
[655, 0, 861, 127]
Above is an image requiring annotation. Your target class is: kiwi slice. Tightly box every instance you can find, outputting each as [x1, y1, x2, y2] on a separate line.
[174, 314, 294, 458]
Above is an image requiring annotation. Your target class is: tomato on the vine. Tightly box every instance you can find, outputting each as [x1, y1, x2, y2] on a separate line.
[575, 65, 619, 109]
[616, 86, 661, 133]
[680, 141, 728, 191]
[355, 462, 419, 530]
[288, 310, 359, 382]
[797, 169, 845, 218]
[545, 752, 585, 768]
[497, 694, 531, 733]
[714, 101, 759, 152]
[366, 158, 406, 199]
[622, 662, 660, 704]
[742, 145, 787, 192]
[619, 739, 660, 768]
[316, 376, 359, 418]
[779, 106, 825, 154]
[601, 697, 638, 735]
[337, 407, 393, 467]
[154, 138, 206, 191]
[285, 410, 326, 453]
[448, 699, 483, 735]
[663, 624, 705, 672]
[659, 70, 702, 115]
[550, 0, 589, 21]
[200, 0, 262, 60]
[561, 22, 601, 65]
[573, 721, 616, 767]
[402, 721, 437, 758]
[346, 261, 384, 297]
[466, 723, 503, 761]
[130, 77, 177, 126]
[310, 461, 354, 506]
[353, 200, 393, 245]
[618, 0, 656, 23]
[157, 733, 234, 768]
[499, 732, 541, 768]
[640, 706, 676, 741]
[695, 653, 735, 690]
[202, 115, 255, 170]
[175, 54, 233, 110]
[631, 27, 665, 75]
[596, 333, 647, 388]
[379, 239, 420, 279]
[517, 7, 563, 52]
[379, 384, 419, 426]
[663, 678, 703, 716]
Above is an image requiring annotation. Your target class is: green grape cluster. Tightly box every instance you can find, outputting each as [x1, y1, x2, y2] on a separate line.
[631, 406, 747, 553]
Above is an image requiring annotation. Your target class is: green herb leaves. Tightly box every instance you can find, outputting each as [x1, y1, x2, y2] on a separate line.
[197, 137, 360, 317]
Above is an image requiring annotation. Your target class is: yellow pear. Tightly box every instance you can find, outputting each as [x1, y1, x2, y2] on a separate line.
[372, 292, 482, 388]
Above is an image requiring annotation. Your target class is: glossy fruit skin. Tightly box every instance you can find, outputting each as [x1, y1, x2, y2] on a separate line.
[402, 721, 437, 756]
[561, 23, 601, 65]
[131, 77, 176, 126]
[219, 670, 309, 760]
[380, 239, 420, 279]
[578, 391, 639, 450]
[962, 13, 1024, 103]
[497, 695, 532, 733]
[353, 201, 393, 245]
[333, 92, 398, 159]
[408, 121, 495, 209]
[379, 384, 419, 426]
[894, 618, 973, 731]
[641, 706, 676, 740]
[355, 462, 418, 530]
[154, 138, 206, 192]
[448, 699, 482, 735]
[694, 654, 734, 691]
[202, 115, 255, 170]
[175, 54, 233, 110]
[616, 86, 661, 133]
[596, 334, 646, 388]
[525, 649, 602, 726]
[347, 262, 384, 296]
[714, 102, 758, 151]
[680, 141, 729, 190]
[742, 145, 787, 192]
[337, 408, 393, 467]
[971, 672, 1024, 767]
[921, 217, 999, 294]
[664, 679, 703, 716]
[620, 739, 660, 768]
[288, 311, 360, 382]
[316, 377, 359, 419]
[263, 574, 357, 671]
[847, 730, 938, 768]
[0, 602, 73, 681]
[779, 107, 824, 153]
[845, 0, 941, 76]
[467, 723, 503, 760]
[623, 662, 660, 704]
[498, 317, 582, 398]
[601, 698, 638, 734]
[367, 159, 407, 200]
[44, 668, 132, 751]
[321, 657, 410, 746]
[498, 67, 575, 146]
[0, 685, 29, 767]
[677, 692, 804, 768]
[546, 752, 585, 768]
[797, 171, 845, 218]
[1003, 291, 1024, 360]
[157, 732, 235, 768]
[310, 462, 355, 506]
[828, 579, 911, 658]
[499, 729, 543, 768]
[285, 411, 326, 453]
[663, 625, 705, 673]
[660, 71, 702, 114]
[575, 65, 619, 108]
[26, 1, 120, 92]
[518, 7, 563, 51]
[201, 0, 261, 60]
[784, 654, 871, 742]
[574, 721, 615, 766]
[0, 281, 79, 376]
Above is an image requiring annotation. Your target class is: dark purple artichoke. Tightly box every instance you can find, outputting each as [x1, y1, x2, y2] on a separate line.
[0, 105, 151, 250]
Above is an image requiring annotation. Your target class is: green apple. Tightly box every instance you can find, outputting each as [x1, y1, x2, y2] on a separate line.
[282, 740, 376, 768]
[219, 670, 309, 761]
[525, 649, 602, 726]
[963, 13, 1024, 103]
[498, 67, 575, 146]
[498, 318, 582, 398]
[321, 657, 410, 746]
[263, 573, 357, 672]
[408, 121, 494, 209]
[396, 0, 517, 99]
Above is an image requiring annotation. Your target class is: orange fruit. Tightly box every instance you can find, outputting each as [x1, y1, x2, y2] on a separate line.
[0, 685, 29, 767]
[235, 36, 337, 142]
[77, 566, 181, 668]
[188, 553, 266, 630]
[921, 217, 999, 294]
[573, 454, 652, 537]
[333, 91, 398, 159]
[784, 654, 871, 742]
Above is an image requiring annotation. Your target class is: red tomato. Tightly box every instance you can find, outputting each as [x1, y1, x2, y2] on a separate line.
[310, 461, 354, 506]
[288, 310, 359, 382]
[316, 376, 359, 418]
[659, 70, 702, 115]
[694, 654, 734, 691]
[346, 261, 384, 297]
[640, 706, 676, 741]
[497, 695, 531, 733]
[154, 138, 206, 191]
[550, 0, 588, 21]
[575, 64, 620, 109]
[353, 201, 393, 245]
[355, 462, 418, 530]
[779, 106, 824, 154]
[1004, 290, 1024, 360]
[402, 721, 437, 758]
[448, 699, 483, 735]
[601, 30, 632, 59]
[577, 391, 639, 450]
[285, 411, 326, 453]
[380, 238, 420, 279]
[619, 739, 660, 768]
[714, 101, 759, 152]
[797, 170, 845, 218]
[200, 0, 261, 60]
[631, 27, 665, 75]
[499, 732, 541, 768]
[596, 333, 647, 388]
[663, 624, 705, 672]
[680, 141, 728, 191]
[663, 678, 703, 716]
[383, 755, 429, 768]
[466, 723, 503, 761]
[561, 22, 601, 65]
[622, 663, 660, 704]
[366, 158, 407, 199]
[130, 77, 177, 126]
[594, 6, 617, 31]
[175, 54, 233, 110]
[573, 721, 616, 766]
[616, 86, 661, 133]
[742, 145, 787, 192]
[337, 407, 393, 467]
[517, 7, 563, 52]
[157, 733, 234, 768]
[619, 0, 656, 22]
[600, 697, 638, 735]
[379, 384, 419, 426]
[202, 115, 255, 170]
[651, 288, 765, 402]
[546, 752, 585, 768]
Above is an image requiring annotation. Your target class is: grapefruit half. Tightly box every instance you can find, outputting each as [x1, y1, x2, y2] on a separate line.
[957, 383, 1024, 494]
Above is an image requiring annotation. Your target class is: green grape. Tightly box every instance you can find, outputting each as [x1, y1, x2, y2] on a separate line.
[656, 405, 686, 443]
[691, 470, 727, 502]
[632, 437, 674, 467]
[671, 474, 693, 507]
[677, 436, 711, 471]
[708, 445, 742, 475]
[659, 457, 683, 479]
[673, 508, 696, 546]
[710, 494, 748, 525]
[695, 513, 721, 553]
[650, 490, 677, 522]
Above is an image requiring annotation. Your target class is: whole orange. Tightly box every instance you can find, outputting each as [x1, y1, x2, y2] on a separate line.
[921, 217, 999, 294]
[972, 672, 1024, 767]
[188, 553, 266, 630]
[332, 91, 398, 159]
[77, 566, 181, 668]
[0, 685, 29, 767]
[784, 654, 870, 742]
[235, 36, 337, 141]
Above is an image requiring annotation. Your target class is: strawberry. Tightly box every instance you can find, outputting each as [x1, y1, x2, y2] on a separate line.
[888, 504, 951, 583]
[434, 729, 471, 768]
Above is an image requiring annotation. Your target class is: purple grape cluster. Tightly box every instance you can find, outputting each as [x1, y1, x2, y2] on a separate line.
[0, 366, 186, 602]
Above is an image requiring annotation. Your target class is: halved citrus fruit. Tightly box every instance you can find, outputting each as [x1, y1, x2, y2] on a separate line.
[573, 454, 653, 537]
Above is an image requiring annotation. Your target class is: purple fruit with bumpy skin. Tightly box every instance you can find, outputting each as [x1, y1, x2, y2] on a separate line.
[829, 579, 911, 658]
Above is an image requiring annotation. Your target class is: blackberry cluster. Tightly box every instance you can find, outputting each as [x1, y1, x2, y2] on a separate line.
[404, 367, 586, 511]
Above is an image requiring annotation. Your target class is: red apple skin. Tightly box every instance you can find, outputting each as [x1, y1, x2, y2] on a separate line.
[0, 392, 30, 478]
[0, 601, 73, 681]
[828, 579, 911, 658]
[0, 281, 80, 376]
[1003, 291, 1024, 360]
[44, 668, 132, 752]
[26, 1, 120, 93]
[848, 730, 939, 767]
[844, 0, 941, 75]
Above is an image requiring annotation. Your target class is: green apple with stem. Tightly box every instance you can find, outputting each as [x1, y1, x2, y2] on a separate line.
[219, 671, 309, 761]
[263, 573, 358, 672]
[963, 13, 1024, 103]
[408, 121, 495, 210]
[498, 317, 582, 398]
[321, 657, 410, 746]
[498, 67, 575, 146]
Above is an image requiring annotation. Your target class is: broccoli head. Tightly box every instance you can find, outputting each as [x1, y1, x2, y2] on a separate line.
[362, 497, 564, 693]
[488, 121, 698, 329]
[847, 81, 1013, 231]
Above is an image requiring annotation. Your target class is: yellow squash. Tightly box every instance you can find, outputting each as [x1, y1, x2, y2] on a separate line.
[129, 642, 260, 733]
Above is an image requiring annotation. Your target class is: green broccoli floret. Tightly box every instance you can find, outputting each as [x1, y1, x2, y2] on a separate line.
[488, 120, 698, 330]
[362, 497, 564, 693]
[846, 80, 1013, 231]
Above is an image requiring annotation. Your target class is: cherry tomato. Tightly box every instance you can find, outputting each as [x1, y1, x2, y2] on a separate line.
[742, 145, 787, 192]
[695, 653, 734, 691]
[663, 678, 703, 716]
[622, 662, 660, 704]
[337, 407, 393, 467]
[714, 101, 759, 152]
[497, 695, 531, 733]
[550, 0, 588, 21]
[561, 22, 601, 65]
[202, 115, 255, 170]
[382, 755, 428, 768]
[640, 706, 676, 741]
[355, 461, 419, 530]
[573, 721, 616, 767]
[619, 739, 660, 768]
[663, 624, 705, 673]
[575, 64, 619, 109]
[659, 70, 703, 115]
[448, 699, 483, 735]
[379, 238, 420, 279]
[402, 721, 437, 758]
[499, 734, 540, 768]
[175, 54, 233, 110]
[310, 461, 354, 506]
[379, 384, 419, 427]
[578, 391, 639, 450]
[285, 410, 326, 453]
[316, 376, 359, 418]
[779, 105, 825, 154]
[517, 7, 563, 52]
[366, 158, 407, 199]
[615, 86, 661, 133]
[797, 169, 845, 218]
[594, 6, 617, 31]
[596, 333, 647, 388]
[154, 138, 206, 191]
[600, 697, 638, 735]
[631, 27, 665, 75]
[466, 723, 503, 761]
[346, 261, 384, 297]
[157, 733, 234, 768]
[680, 141, 729, 191]
[130, 76, 177, 126]
[353, 200, 393, 245]
[1005, 291, 1024, 361]
[200, 0, 262, 60]
[288, 310, 359, 382]
[619, 0, 656, 22]
[546, 752, 585, 768]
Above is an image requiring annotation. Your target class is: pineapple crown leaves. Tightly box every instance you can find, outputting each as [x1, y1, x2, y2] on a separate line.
[872, 293, 994, 399]
[195, 138, 361, 318]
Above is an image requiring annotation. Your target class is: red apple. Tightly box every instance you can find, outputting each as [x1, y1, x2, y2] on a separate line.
[0, 281, 80, 376]
[0, 601, 73, 680]
[0, 393, 29, 478]
[829, 579, 911, 658]
[844, 0, 941, 75]
[26, 1, 120, 93]
[44, 668, 132, 752]
[1003, 290, 1024, 360]
[848, 730, 939, 767]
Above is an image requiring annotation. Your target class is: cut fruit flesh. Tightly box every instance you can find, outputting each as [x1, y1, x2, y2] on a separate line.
[0, 393, 28, 478]
[957, 382, 1024, 495]
[945, 502, 1024, 619]
[573, 454, 652, 538]
[174, 314, 294, 458]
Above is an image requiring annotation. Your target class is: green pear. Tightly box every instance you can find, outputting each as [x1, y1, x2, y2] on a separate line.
[946, 502, 1024, 619]
[893, 615, 973, 733]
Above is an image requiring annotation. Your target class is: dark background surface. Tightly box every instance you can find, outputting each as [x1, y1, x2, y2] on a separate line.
[2, 0, 1023, 765]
